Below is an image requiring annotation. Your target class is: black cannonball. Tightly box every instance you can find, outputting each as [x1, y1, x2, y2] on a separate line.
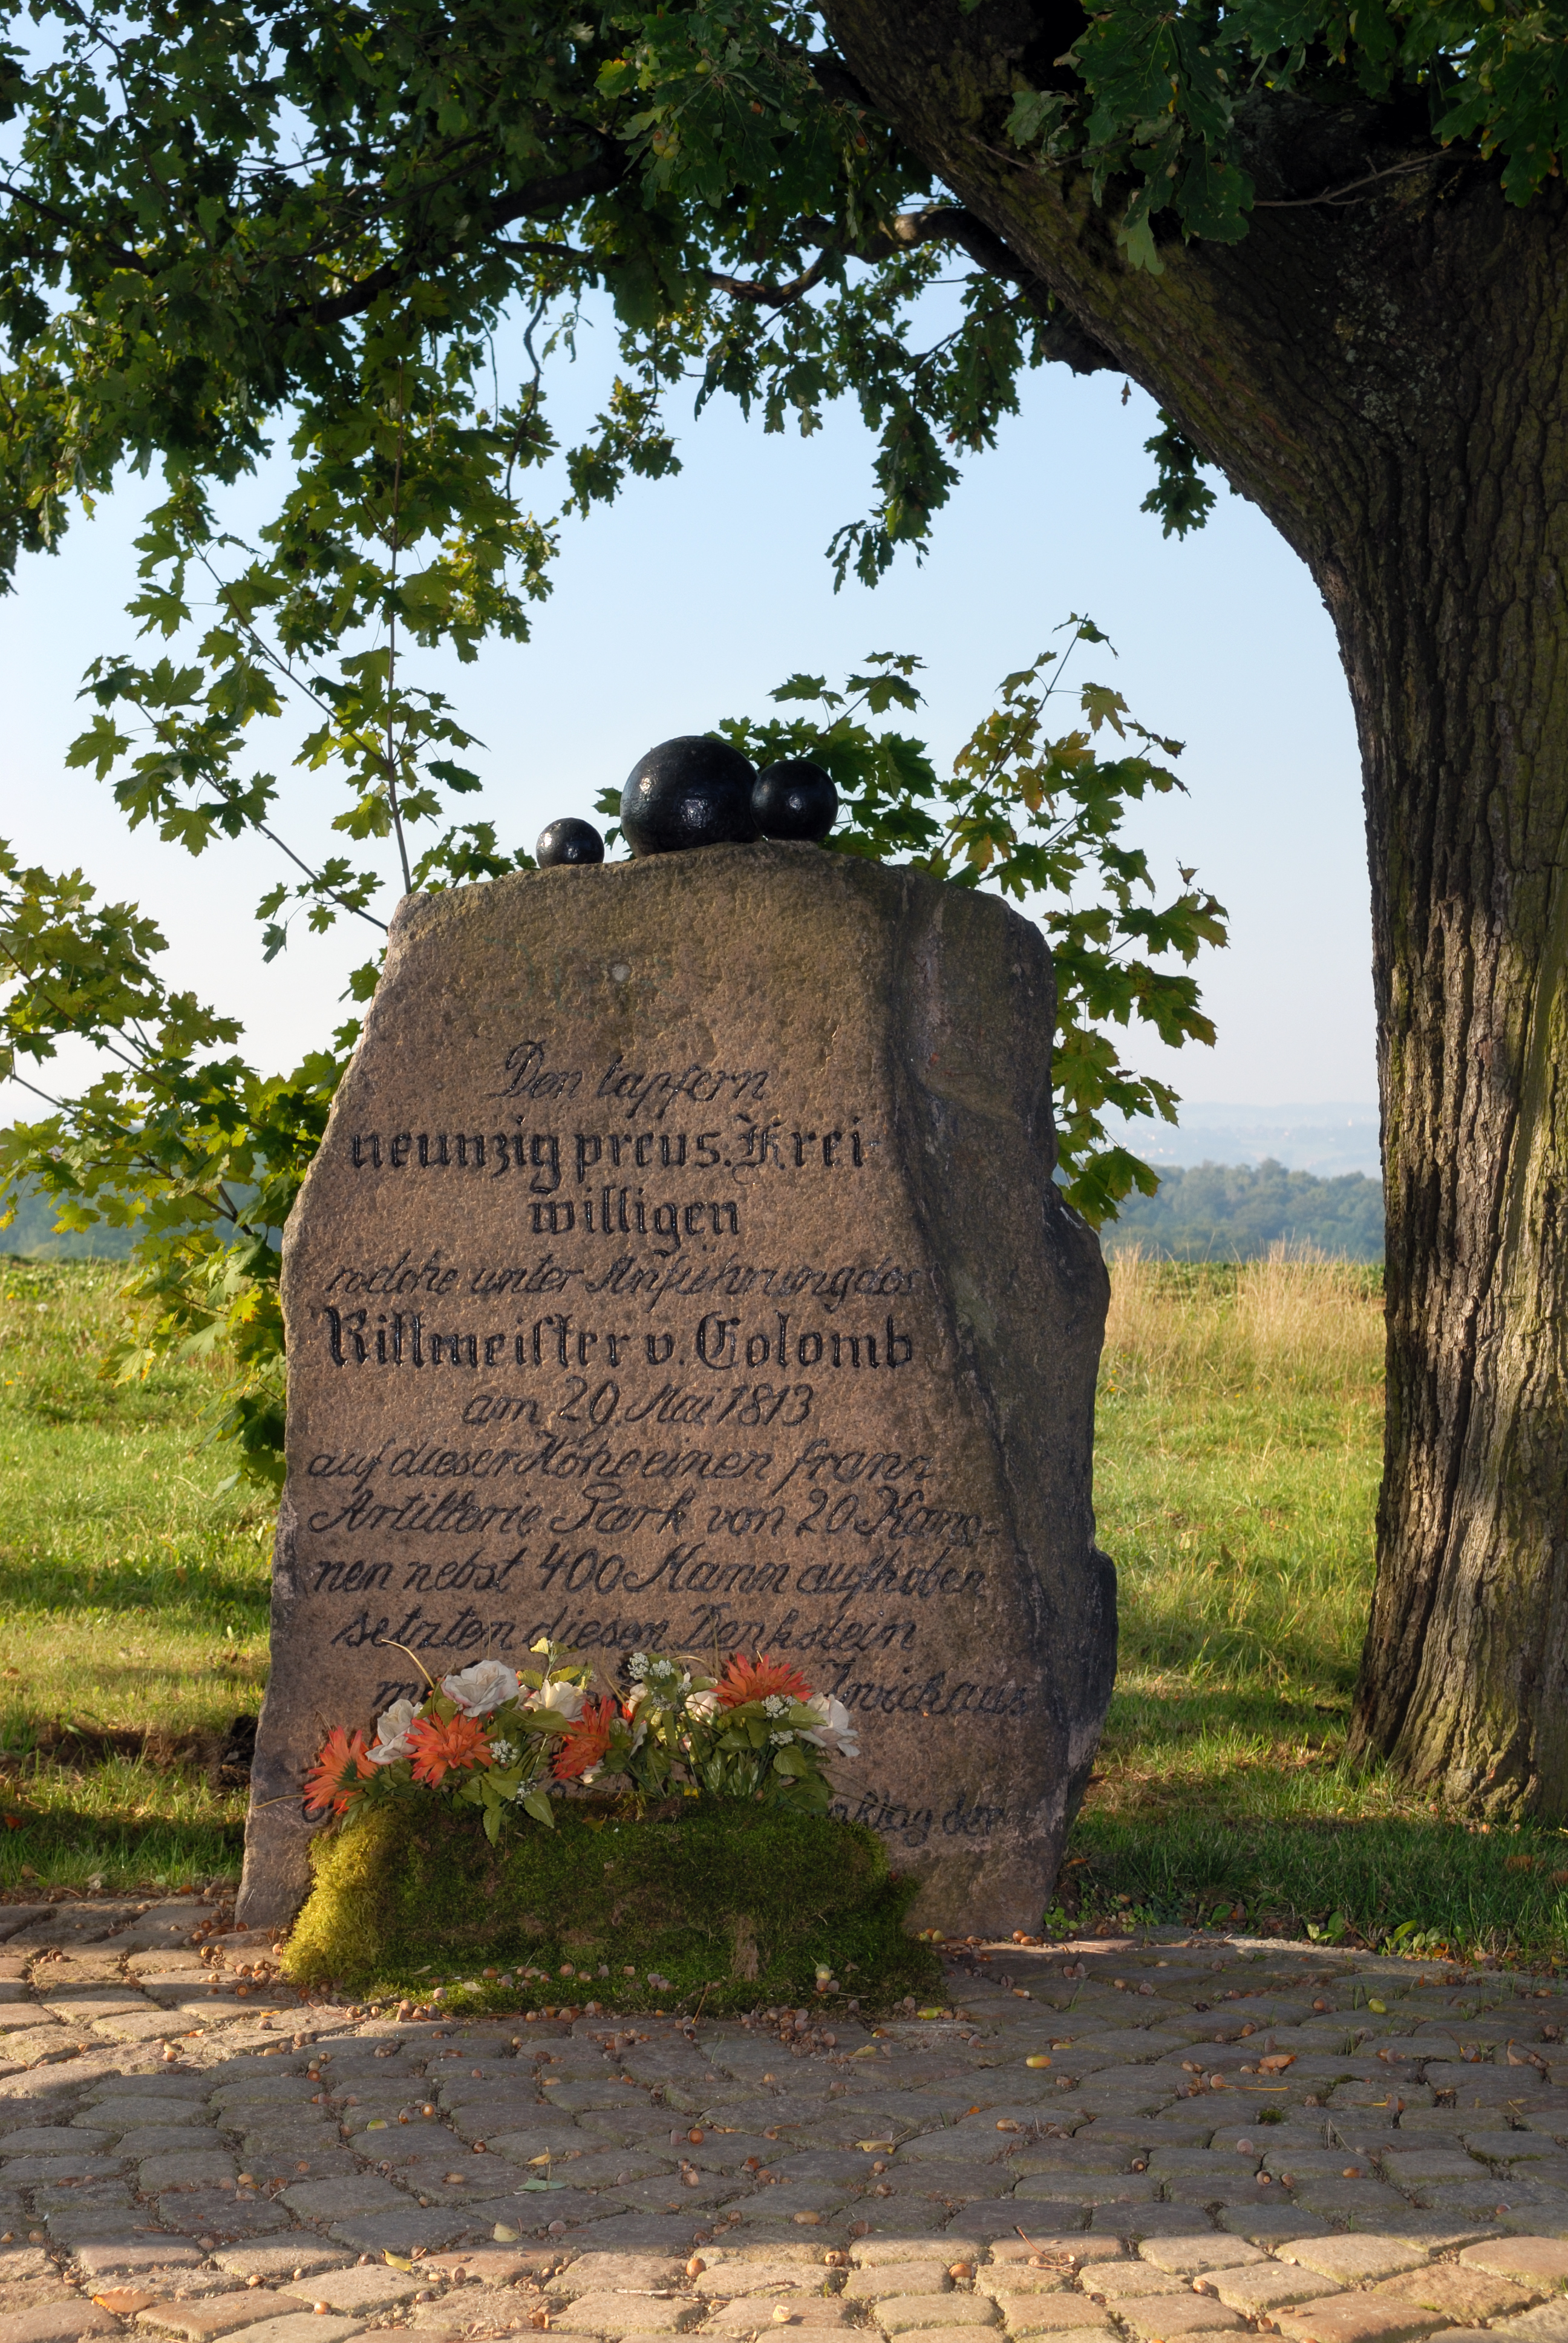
[536, 817, 606, 868]
[752, 758, 837, 844]
[620, 735, 759, 857]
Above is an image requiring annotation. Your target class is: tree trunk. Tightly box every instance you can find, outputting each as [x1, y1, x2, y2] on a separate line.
[822, 0, 1568, 1812]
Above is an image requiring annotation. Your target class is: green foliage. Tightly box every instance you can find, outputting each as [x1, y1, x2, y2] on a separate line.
[1105, 1159, 1387, 1262]
[1007, 0, 1568, 270]
[8, 612, 1226, 1484]
[701, 618, 1229, 1225]
[1141, 414, 1220, 540]
[284, 1796, 942, 2015]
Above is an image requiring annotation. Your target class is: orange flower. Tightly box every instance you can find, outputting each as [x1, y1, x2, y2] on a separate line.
[552, 1694, 616, 1781]
[303, 1726, 374, 1817]
[716, 1652, 812, 1709]
[407, 1711, 491, 1786]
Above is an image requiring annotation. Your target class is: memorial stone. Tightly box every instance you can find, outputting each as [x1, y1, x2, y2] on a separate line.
[237, 841, 1116, 1935]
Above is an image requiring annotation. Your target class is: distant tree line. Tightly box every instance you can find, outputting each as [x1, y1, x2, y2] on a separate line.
[1101, 1159, 1384, 1263]
[10, 1157, 1384, 1267]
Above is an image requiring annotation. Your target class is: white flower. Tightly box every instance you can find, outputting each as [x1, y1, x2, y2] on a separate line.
[442, 1659, 521, 1715]
[762, 1694, 792, 1717]
[769, 1729, 796, 1746]
[368, 1698, 419, 1765]
[802, 1693, 860, 1760]
[685, 1688, 719, 1721]
[488, 1738, 518, 1767]
[628, 1652, 650, 1679]
[530, 1678, 585, 1723]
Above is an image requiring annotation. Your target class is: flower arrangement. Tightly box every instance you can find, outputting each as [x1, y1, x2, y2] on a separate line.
[303, 1641, 859, 1845]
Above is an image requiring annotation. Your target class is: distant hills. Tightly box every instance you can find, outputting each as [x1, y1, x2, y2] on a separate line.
[1100, 1101, 1381, 1181]
[4, 1155, 1386, 1265]
[1103, 1157, 1384, 1262]
[2, 1184, 135, 1260]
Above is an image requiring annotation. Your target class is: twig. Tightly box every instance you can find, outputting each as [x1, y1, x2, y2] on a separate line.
[1252, 154, 1458, 208]
[385, 366, 414, 899]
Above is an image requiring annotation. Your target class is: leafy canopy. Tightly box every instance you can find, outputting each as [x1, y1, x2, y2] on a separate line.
[2, 621, 1223, 1481]
[5, 0, 1530, 1473]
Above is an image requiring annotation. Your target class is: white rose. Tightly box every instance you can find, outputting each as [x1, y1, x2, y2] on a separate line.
[803, 1693, 860, 1759]
[368, 1698, 419, 1765]
[532, 1678, 586, 1723]
[685, 1688, 720, 1721]
[441, 1659, 521, 1716]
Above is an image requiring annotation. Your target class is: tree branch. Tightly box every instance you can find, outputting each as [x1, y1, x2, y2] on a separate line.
[800, 203, 1115, 374]
[284, 140, 630, 326]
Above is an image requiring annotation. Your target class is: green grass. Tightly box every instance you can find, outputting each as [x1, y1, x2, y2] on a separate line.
[0, 1255, 273, 1889]
[1070, 1251, 1568, 1964]
[10, 1252, 1568, 1965]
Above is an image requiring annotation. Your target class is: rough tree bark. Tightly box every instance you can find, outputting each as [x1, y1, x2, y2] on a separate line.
[818, 0, 1568, 1813]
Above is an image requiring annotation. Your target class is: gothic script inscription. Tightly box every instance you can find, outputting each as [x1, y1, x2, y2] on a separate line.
[240, 847, 1113, 1933]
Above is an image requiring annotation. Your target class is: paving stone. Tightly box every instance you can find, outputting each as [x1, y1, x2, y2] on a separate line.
[1195, 2267, 1341, 2318]
[137, 2296, 313, 2339]
[67, 2246, 208, 2283]
[1373, 2265, 1539, 2321]
[208, 2248, 356, 2286]
[0, 2304, 120, 2343]
[1491, 2308, 1568, 2343]
[1082, 2271, 1188, 2303]
[322, 2209, 471, 2257]
[555, 2259, 689, 2298]
[991, 2302, 1114, 2336]
[139, 2153, 239, 2191]
[1087, 2211, 1220, 2240]
[1273, 2239, 1431, 2285]
[0, 2158, 124, 2183]
[704, 2294, 855, 2331]
[559, 2292, 701, 2334]
[289, 2269, 425, 2315]
[1463, 2238, 1568, 2290]
[1286, 2183, 1412, 2218]
[183, 2318, 362, 2343]
[846, 2270, 952, 2299]
[975, 2272, 1077, 2302]
[873, 2300, 999, 2333]
[1109, 2298, 1243, 2341]
[156, 2191, 289, 2240]
[78, 2100, 209, 2131]
[1136, 2240, 1265, 2278]
[1271, 2301, 1446, 2343]
[278, 2174, 402, 2220]
[1214, 2210, 1331, 2246]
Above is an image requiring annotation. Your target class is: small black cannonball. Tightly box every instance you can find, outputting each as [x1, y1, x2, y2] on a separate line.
[621, 735, 759, 857]
[752, 758, 837, 844]
[536, 817, 605, 867]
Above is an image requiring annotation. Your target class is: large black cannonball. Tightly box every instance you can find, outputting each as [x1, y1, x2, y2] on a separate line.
[536, 817, 606, 867]
[753, 758, 837, 844]
[621, 735, 759, 857]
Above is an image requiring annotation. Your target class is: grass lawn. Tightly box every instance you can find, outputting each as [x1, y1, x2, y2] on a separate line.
[1075, 1251, 1568, 1963]
[0, 1254, 272, 1889]
[4, 1250, 1567, 1961]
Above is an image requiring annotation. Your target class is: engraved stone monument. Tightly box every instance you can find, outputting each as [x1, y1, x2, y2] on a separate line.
[238, 842, 1115, 1933]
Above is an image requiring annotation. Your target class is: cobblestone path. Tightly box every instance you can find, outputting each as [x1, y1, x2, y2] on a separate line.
[0, 1902, 1561, 2343]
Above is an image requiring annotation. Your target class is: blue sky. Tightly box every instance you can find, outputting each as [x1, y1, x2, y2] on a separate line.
[1, 314, 1375, 1129]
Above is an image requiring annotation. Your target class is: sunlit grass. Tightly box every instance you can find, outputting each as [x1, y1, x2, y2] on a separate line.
[13, 1251, 1568, 1958]
[0, 1256, 273, 1888]
[1075, 1251, 1568, 1963]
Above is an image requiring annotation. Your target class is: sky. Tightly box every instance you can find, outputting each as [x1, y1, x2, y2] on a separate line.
[1, 304, 1378, 1150]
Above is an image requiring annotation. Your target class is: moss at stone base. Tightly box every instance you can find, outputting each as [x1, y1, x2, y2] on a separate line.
[282, 1799, 945, 2016]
